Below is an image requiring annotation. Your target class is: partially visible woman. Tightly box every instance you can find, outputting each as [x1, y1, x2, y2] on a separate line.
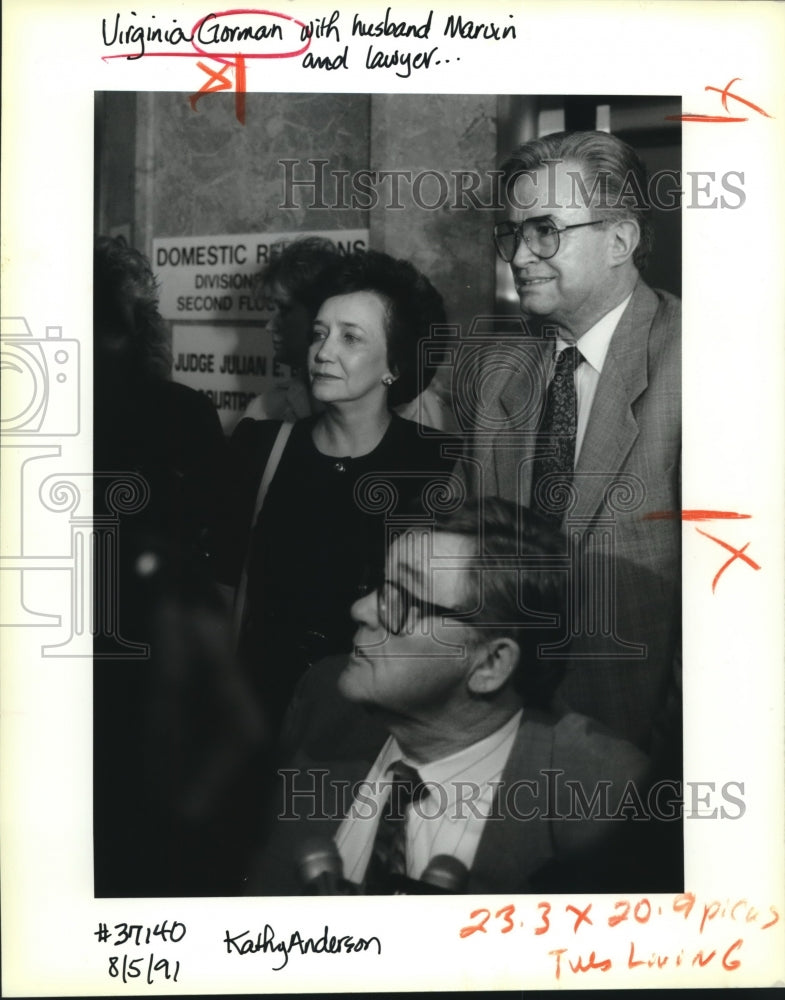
[94, 234, 227, 560]
[222, 250, 460, 723]
[93, 236, 265, 896]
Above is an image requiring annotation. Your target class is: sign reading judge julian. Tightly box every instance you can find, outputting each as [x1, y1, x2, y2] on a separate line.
[153, 229, 368, 432]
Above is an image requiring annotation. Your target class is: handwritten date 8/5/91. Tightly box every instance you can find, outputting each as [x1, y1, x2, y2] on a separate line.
[108, 953, 180, 985]
[95, 921, 186, 985]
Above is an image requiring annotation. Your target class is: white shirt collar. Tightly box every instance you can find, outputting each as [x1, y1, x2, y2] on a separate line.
[390, 708, 522, 802]
[335, 710, 522, 884]
[557, 292, 633, 374]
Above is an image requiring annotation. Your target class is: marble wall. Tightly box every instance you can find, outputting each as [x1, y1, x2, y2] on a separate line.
[135, 91, 370, 240]
[97, 90, 498, 331]
[368, 94, 498, 332]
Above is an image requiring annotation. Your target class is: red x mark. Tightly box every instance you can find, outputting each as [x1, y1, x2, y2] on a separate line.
[190, 56, 247, 124]
[644, 509, 751, 521]
[666, 77, 773, 123]
[566, 903, 593, 933]
[695, 527, 761, 592]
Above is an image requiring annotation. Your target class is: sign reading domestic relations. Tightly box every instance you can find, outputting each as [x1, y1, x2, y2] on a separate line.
[153, 229, 369, 431]
[153, 229, 368, 321]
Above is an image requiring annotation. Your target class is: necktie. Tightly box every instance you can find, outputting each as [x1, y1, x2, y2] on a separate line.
[364, 760, 427, 894]
[531, 345, 581, 520]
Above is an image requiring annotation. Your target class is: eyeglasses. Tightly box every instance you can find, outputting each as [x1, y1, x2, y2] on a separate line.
[493, 218, 605, 262]
[376, 579, 464, 636]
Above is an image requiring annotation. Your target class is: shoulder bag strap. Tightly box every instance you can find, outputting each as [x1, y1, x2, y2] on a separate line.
[233, 420, 295, 644]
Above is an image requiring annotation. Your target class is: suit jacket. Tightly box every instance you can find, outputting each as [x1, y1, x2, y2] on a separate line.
[458, 280, 682, 750]
[246, 657, 651, 896]
[395, 366, 461, 433]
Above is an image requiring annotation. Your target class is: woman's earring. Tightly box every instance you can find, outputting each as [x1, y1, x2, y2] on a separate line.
[382, 375, 395, 386]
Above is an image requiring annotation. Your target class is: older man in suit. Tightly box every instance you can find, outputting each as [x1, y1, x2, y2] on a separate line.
[246, 498, 662, 896]
[459, 131, 681, 753]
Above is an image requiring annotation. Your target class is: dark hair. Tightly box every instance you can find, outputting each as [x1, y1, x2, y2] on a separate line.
[94, 235, 172, 379]
[257, 236, 343, 315]
[432, 497, 567, 709]
[502, 130, 653, 272]
[320, 249, 446, 407]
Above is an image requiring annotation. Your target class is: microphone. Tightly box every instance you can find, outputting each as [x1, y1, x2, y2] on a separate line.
[296, 837, 356, 895]
[387, 855, 469, 894]
[421, 854, 469, 893]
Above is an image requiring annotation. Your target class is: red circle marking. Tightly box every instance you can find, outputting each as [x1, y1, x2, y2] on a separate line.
[189, 8, 311, 61]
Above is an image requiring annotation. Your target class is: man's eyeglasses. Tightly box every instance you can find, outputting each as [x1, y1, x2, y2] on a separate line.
[376, 579, 464, 636]
[493, 218, 605, 262]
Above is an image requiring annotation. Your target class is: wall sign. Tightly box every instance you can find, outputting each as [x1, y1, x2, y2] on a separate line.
[153, 229, 369, 431]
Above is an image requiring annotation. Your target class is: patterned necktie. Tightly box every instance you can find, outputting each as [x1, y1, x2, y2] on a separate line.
[364, 760, 427, 894]
[531, 345, 581, 520]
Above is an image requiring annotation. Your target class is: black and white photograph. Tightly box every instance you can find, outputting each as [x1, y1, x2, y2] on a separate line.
[2, 1, 784, 994]
[92, 91, 684, 901]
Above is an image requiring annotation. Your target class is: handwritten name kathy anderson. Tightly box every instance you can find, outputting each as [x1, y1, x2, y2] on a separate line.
[224, 925, 382, 971]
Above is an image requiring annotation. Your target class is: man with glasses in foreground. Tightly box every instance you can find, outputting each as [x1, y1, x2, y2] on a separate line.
[460, 130, 681, 756]
[247, 498, 652, 895]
